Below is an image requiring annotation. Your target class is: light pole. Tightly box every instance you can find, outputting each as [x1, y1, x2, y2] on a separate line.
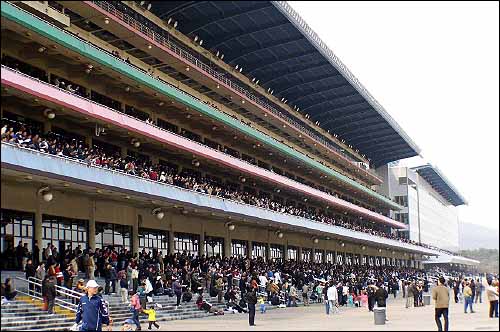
[410, 183, 421, 244]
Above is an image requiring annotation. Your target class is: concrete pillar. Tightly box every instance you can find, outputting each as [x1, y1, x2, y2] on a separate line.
[283, 241, 288, 260]
[43, 121, 52, 134]
[298, 247, 302, 262]
[247, 240, 253, 259]
[323, 249, 327, 263]
[266, 231, 271, 261]
[34, 190, 43, 263]
[132, 211, 140, 254]
[88, 200, 96, 250]
[121, 146, 127, 158]
[224, 228, 231, 258]
[85, 135, 92, 148]
[168, 217, 175, 255]
[199, 223, 205, 257]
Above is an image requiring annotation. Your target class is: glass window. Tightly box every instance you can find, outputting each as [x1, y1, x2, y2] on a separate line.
[138, 228, 168, 253]
[302, 248, 312, 262]
[231, 240, 247, 258]
[287, 246, 297, 261]
[326, 251, 335, 263]
[1, 209, 34, 269]
[96, 223, 132, 251]
[252, 242, 267, 260]
[314, 250, 323, 263]
[174, 232, 199, 257]
[42, 215, 88, 252]
[336, 253, 343, 265]
[204, 236, 223, 258]
[270, 244, 283, 262]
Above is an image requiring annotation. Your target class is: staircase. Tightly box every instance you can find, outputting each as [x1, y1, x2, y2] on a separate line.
[1, 273, 287, 331]
[1, 296, 76, 331]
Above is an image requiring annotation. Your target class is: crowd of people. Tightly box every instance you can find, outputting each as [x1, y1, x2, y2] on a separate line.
[2, 238, 498, 330]
[2, 118, 448, 250]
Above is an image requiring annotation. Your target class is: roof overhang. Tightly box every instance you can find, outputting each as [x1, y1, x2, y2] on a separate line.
[422, 253, 479, 266]
[146, 1, 421, 167]
[412, 164, 467, 206]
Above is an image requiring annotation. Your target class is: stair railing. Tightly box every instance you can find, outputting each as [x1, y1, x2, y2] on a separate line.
[14, 277, 79, 312]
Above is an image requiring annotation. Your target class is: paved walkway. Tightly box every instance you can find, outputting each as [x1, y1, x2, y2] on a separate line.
[114, 296, 499, 331]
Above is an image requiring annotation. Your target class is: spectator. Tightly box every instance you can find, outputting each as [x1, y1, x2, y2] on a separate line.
[432, 277, 450, 331]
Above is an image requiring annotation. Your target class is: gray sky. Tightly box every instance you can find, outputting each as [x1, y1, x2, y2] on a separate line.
[289, 1, 499, 231]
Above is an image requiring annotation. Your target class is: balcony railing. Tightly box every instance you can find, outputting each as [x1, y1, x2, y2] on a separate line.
[2, 142, 438, 255]
[0, 1, 397, 206]
[88, 0, 382, 182]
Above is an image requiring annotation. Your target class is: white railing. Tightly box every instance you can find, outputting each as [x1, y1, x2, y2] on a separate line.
[89, 1, 382, 180]
[1, 65, 396, 215]
[3, 142, 437, 253]
[14, 276, 79, 312]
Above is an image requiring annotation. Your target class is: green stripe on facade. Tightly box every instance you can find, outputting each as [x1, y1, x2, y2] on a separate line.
[1, 1, 402, 210]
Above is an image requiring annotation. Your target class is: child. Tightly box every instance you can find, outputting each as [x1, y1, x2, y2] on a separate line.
[347, 293, 354, 307]
[258, 295, 266, 314]
[142, 304, 160, 330]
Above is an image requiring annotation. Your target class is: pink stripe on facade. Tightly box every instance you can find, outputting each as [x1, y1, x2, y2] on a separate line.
[83, 1, 382, 184]
[1, 68, 406, 229]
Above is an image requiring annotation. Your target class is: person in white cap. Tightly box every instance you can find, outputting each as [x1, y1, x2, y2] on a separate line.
[75, 280, 111, 331]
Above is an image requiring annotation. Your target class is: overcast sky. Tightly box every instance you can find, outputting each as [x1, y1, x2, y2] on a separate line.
[289, 1, 499, 231]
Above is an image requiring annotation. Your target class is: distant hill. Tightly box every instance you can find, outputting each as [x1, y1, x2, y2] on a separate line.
[458, 248, 499, 274]
[459, 222, 499, 250]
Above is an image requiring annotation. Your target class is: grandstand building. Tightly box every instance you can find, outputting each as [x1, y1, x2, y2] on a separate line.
[0, 1, 473, 271]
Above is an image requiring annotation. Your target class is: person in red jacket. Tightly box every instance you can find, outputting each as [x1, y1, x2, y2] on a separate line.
[55, 263, 64, 287]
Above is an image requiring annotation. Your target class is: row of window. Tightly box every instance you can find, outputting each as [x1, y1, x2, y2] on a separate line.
[1, 209, 414, 266]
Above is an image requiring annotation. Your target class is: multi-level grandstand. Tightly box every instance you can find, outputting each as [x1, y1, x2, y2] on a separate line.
[1, 2, 480, 326]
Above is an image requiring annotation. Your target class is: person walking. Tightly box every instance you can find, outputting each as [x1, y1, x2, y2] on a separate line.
[42, 275, 57, 315]
[245, 285, 257, 326]
[483, 278, 499, 318]
[463, 281, 474, 313]
[475, 278, 483, 304]
[432, 277, 450, 331]
[323, 283, 330, 315]
[120, 274, 129, 304]
[25, 258, 37, 296]
[327, 282, 339, 315]
[302, 283, 309, 306]
[374, 283, 389, 321]
[173, 277, 183, 307]
[75, 280, 111, 331]
[129, 292, 142, 331]
[406, 281, 414, 308]
[142, 304, 160, 330]
[367, 284, 376, 312]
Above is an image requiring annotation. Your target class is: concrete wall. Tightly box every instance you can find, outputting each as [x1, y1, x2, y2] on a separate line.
[1, 180, 415, 264]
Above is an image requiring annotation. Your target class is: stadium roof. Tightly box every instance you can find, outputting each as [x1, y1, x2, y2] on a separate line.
[412, 164, 467, 206]
[149, 1, 421, 167]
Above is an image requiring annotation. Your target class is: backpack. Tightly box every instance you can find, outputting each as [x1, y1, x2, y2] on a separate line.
[182, 292, 192, 302]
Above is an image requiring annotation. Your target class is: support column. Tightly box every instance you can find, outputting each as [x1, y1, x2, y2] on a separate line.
[247, 240, 253, 259]
[85, 135, 92, 148]
[224, 227, 231, 258]
[298, 247, 302, 262]
[323, 249, 327, 264]
[43, 121, 52, 135]
[132, 211, 139, 254]
[34, 190, 43, 263]
[88, 200, 96, 251]
[169, 217, 175, 255]
[266, 231, 271, 261]
[283, 241, 288, 260]
[121, 146, 127, 158]
[199, 223, 205, 257]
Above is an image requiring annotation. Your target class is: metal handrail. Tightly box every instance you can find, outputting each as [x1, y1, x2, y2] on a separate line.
[14, 276, 78, 312]
[89, 1, 381, 180]
[1, 65, 394, 217]
[2, 142, 436, 253]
